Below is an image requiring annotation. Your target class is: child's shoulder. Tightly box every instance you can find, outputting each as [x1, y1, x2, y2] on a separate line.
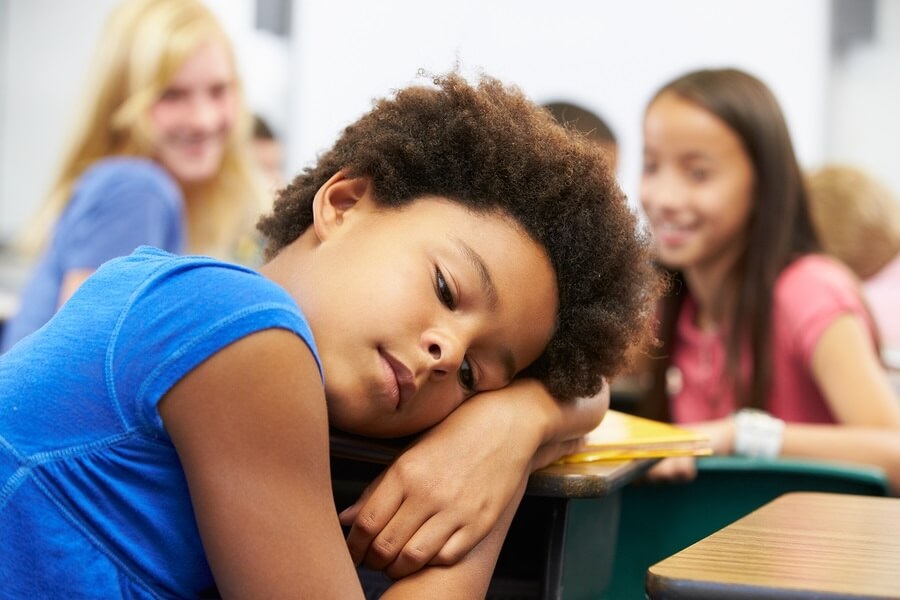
[82, 155, 169, 179]
[775, 253, 864, 319]
[101, 247, 293, 310]
[77, 156, 181, 201]
[87, 249, 321, 400]
[778, 254, 859, 297]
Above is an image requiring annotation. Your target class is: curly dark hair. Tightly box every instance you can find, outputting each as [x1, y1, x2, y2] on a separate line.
[258, 73, 659, 400]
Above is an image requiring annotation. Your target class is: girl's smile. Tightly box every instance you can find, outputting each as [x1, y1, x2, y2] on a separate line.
[650, 219, 700, 249]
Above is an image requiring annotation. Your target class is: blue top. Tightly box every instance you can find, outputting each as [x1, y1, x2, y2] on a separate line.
[0, 247, 320, 599]
[1, 157, 186, 352]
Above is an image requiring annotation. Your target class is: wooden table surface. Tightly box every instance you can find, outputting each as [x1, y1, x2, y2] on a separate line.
[525, 457, 652, 497]
[647, 491, 900, 599]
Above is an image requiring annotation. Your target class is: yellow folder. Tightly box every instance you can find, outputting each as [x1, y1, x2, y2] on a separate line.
[559, 410, 713, 463]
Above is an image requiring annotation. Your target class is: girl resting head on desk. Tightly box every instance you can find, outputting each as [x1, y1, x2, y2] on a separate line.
[0, 72, 659, 598]
[634, 67, 900, 490]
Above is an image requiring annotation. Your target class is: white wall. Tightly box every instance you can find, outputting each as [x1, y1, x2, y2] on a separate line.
[288, 0, 830, 207]
[204, 0, 291, 139]
[827, 0, 900, 195]
[0, 0, 120, 242]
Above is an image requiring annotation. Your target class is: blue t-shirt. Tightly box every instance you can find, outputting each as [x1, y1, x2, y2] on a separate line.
[0, 247, 319, 599]
[1, 157, 186, 352]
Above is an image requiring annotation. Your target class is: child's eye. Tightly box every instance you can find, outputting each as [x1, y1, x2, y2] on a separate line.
[209, 83, 230, 100]
[459, 357, 476, 392]
[689, 168, 710, 182]
[435, 267, 456, 309]
[159, 88, 186, 102]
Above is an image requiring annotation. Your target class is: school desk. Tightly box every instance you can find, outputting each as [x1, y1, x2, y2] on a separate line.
[330, 431, 656, 599]
[645, 491, 900, 599]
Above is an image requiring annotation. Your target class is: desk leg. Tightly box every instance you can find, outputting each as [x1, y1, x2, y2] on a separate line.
[542, 493, 621, 600]
[494, 492, 621, 599]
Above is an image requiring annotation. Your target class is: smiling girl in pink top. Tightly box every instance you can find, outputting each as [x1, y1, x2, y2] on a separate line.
[636, 68, 900, 490]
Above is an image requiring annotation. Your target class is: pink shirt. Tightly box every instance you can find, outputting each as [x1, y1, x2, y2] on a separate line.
[670, 255, 876, 425]
[863, 251, 900, 351]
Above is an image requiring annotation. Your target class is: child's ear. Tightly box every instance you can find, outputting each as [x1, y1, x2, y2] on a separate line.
[311, 171, 373, 242]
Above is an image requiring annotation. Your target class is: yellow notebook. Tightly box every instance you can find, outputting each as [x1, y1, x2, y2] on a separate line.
[559, 410, 713, 463]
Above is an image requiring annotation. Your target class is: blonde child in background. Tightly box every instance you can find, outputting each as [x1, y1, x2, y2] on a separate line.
[1, 0, 267, 352]
[806, 165, 900, 356]
[636, 67, 900, 490]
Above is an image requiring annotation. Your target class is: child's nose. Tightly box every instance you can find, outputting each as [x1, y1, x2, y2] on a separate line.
[423, 331, 465, 380]
[187, 95, 222, 131]
[645, 178, 689, 212]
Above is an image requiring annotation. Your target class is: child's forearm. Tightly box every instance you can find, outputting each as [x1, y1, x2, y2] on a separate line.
[497, 378, 609, 472]
[380, 477, 528, 599]
[781, 424, 900, 493]
[340, 379, 609, 579]
[504, 378, 609, 448]
[681, 418, 900, 494]
[538, 380, 609, 445]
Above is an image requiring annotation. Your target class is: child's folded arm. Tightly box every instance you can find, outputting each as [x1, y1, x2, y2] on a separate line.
[341, 378, 609, 579]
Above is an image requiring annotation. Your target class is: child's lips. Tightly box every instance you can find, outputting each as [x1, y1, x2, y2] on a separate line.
[653, 220, 696, 247]
[380, 350, 416, 409]
[173, 137, 219, 157]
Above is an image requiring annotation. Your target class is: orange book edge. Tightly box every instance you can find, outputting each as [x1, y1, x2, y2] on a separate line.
[559, 409, 713, 464]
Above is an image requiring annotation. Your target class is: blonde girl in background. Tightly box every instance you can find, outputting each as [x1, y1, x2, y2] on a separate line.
[806, 165, 900, 353]
[637, 68, 900, 490]
[1, 0, 266, 352]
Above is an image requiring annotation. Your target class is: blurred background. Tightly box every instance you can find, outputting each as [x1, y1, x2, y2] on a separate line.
[1, 0, 898, 249]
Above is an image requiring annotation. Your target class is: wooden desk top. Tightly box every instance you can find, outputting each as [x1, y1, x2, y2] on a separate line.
[525, 458, 654, 498]
[647, 492, 900, 599]
[330, 431, 656, 499]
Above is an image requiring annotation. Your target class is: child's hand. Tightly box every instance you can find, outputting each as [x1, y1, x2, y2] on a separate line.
[683, 417, 736, 455]
[339, 380, 562, 579]
[645, 455, 698, 482]
[338, 379, 607, 580]
[643, 418, 735, 483]
[530, 435, 589, 470]
[339, 398, 532, 579]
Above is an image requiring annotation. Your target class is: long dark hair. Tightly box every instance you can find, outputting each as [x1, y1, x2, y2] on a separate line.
[641, 68, 821, 420]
